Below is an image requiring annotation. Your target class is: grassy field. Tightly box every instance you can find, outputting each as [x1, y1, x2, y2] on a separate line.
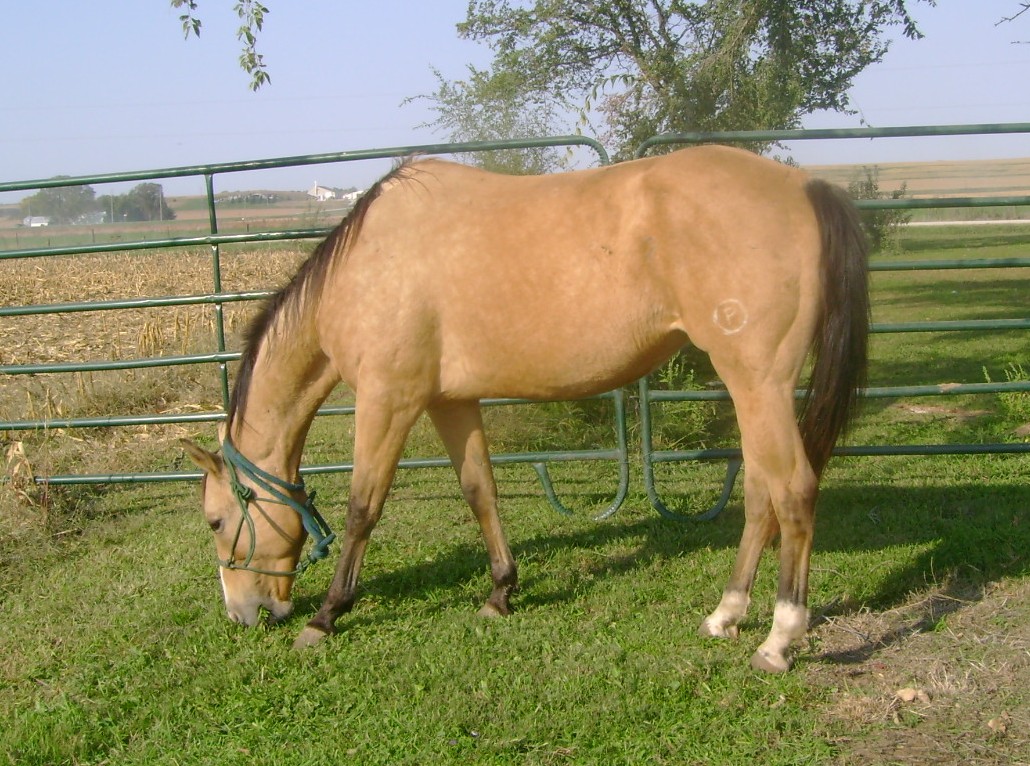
[802, 157, 1030, 223]
[807, 157, 1030, 199]
[1, 224, 1028, 765]
[0, 192, 349, 253]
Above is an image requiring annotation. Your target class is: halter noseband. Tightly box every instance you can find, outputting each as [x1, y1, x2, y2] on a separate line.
[218, 438, 335, 576]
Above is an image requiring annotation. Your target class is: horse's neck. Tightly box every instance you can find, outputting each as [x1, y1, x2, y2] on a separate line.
[229, 333, 339, 479]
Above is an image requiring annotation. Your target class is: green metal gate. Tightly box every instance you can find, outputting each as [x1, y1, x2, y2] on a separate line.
[2, 126, 1028, 519]
[636, 124, 1030, 520]
[0, 137, 630, 518]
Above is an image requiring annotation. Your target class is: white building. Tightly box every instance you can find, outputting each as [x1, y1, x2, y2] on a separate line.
[307, 183, 336, 202]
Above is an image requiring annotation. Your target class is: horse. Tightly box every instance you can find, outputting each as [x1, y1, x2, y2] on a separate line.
[181, 144, 868, 673]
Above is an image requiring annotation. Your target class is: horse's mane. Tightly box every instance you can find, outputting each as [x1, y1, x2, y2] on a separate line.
[227, 159, 416, 430]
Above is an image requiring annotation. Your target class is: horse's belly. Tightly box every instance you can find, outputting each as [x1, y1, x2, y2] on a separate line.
[437, 324, 687, 401]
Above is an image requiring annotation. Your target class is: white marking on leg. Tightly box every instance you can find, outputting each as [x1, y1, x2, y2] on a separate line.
[701, 589, 749, 638]
[753, 600, 809, 672]
[713, 299, 748, 335]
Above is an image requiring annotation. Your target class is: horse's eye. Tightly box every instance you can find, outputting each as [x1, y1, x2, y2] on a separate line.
[208, 518, 225, 533]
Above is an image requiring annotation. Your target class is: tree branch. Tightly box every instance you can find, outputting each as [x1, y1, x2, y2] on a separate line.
[996, 2, 1030, 25]
[169, 0, 271, 90]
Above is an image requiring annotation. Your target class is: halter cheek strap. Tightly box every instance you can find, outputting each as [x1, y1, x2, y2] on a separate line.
[219, 438, 336, 576]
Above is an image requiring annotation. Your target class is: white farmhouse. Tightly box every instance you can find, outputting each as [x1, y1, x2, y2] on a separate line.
[307, 183, 336, 202]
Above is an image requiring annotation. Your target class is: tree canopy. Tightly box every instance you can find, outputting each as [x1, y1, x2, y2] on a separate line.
[20, 183, 97, 225]
[22, 183, 174, 224]
[412, 66, 570, 175]
[425, 0, 936, 159]
[98, 183, 177, 223]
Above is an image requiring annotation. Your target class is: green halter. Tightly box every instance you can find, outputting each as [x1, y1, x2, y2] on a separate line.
[219, 438, 335, 576]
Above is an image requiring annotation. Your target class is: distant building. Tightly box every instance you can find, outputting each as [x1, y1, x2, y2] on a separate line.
[307, 183, 337, 202]
[307, 184, 365, 204]
[22, 216, 50, 227]
[219, 192, 278, 205]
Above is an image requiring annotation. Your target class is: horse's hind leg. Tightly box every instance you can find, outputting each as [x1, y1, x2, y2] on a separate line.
[699, 468, 779, 640]
[428, 401, 518, 616]
[702, 381, 818, 673]
[294, 391, 425, 648]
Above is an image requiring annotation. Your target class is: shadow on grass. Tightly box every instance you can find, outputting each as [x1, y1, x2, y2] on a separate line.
[290, 508, 732, 620]
[809, 480, 1028, 664]
[872, 277, 1028, 318]
[895, 229, 1030, 254]
[290, 477, 1028, 652]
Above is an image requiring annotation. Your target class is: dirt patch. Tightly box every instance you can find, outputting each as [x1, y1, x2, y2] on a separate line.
[891, 403, 992, 423]
[806, 578, 1030, 765]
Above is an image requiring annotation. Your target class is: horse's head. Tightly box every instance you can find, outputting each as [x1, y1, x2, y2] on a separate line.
[181, 439, 305, 627]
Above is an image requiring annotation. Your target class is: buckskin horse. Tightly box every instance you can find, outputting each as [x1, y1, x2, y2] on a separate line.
[182, 144, 868, 672]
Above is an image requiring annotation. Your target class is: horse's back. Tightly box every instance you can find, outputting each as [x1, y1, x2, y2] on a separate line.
[324, 147, 823, 400]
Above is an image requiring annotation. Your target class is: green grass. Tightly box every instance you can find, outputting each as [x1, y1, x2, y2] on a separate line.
[2, 453, 1026, 765]
[1, 224, 1028, 765]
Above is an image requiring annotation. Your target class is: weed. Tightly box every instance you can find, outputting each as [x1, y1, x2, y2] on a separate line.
[647, 354, 722, 450]
[983, 362, 1030, 427]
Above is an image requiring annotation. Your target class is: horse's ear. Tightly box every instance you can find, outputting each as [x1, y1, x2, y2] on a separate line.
[180, 439, 223, 476]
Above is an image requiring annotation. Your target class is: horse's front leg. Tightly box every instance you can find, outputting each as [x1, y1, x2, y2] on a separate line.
[293, 392, 424, 648]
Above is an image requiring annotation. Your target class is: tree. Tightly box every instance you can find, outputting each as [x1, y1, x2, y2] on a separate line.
[128, 183, 176, 222]
[998, 2, 1030, 24]
[412, 66, 570, 174]
[97, 184, 176, 223]
[20, 182, 98, 224]
[847, 167, 910, 252]
[425, 1, 935, 158]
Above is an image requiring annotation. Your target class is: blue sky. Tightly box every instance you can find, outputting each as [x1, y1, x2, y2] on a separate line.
[2, 1, 1028, 201]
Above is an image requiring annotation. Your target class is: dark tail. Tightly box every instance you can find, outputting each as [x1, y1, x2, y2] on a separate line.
[799, 179, 870, 477]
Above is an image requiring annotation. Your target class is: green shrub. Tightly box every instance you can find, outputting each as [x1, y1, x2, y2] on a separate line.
[848, 166, 912, 252]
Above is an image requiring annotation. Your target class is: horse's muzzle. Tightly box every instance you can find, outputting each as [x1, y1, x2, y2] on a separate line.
[226, 596, 294, 627]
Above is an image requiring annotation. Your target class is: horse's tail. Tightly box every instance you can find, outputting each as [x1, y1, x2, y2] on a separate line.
[799, 179, 870, 478]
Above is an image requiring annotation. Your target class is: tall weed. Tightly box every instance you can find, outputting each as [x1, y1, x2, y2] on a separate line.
[984, 362, 1030, 426]
[647, 353, 721, 450]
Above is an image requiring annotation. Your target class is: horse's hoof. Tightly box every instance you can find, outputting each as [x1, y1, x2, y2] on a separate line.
[750, 648, 791, 674]
[292, 625, 330, 650]
[699, 619, 739, 640]
[477, 602, 508, 618]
